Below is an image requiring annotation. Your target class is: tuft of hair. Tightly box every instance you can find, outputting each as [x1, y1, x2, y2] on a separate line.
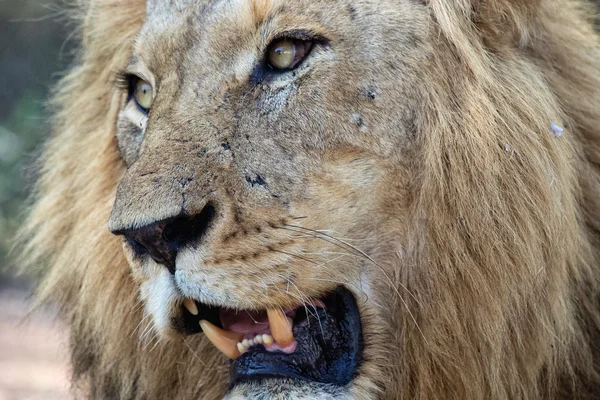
[17, 0, 600, 399]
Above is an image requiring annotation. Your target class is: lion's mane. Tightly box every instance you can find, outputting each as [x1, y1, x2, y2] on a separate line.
[19, 0, 600, 398]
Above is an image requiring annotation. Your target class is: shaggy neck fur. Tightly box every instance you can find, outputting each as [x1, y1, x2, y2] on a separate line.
[19, 0, 600, 398]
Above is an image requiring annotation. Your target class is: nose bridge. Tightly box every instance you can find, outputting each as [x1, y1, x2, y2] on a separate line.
[108, 140, 218, 233]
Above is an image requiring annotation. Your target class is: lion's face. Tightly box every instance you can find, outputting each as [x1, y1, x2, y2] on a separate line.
[107, 0, 427, 396]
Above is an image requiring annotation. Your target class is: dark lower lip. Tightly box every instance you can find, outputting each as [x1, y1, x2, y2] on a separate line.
[230, 287, 363, 386]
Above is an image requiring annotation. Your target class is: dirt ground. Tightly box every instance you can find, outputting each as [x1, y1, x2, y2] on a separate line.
[0, 288, 70, 400]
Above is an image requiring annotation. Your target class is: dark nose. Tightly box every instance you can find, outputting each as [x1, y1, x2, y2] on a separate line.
[117, 204, 216, 273]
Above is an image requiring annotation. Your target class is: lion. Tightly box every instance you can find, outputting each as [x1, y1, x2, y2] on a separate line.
[18, 0, 600, 398]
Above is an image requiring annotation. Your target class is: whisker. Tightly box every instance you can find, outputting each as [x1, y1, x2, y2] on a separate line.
[280, 223, 428, 344]
[262, 275, 285, 303]
[183, 338, 207, 367]
[132, 312, 153, 338]
[285, 224, 377, 262]
[283, 224, 421, 306]
[271, 249, 319, 265]
[273, 273, 324, 336]
[148, 335, 163, 353]
[142, 332, 159, 351]
[277, 226, 362, 258]
[140, 317, 156, 342]
[302, 277, 367, 301]
[301, 251, 366, 257]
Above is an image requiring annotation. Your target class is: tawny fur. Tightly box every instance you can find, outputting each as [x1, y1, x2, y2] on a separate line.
[18, 0, 600, 399]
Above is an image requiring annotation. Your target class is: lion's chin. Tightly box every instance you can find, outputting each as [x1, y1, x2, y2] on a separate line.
[224, 378, 353, 400]
[177, 287, 363, 388]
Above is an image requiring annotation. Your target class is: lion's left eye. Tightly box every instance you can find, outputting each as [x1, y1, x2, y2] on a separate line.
[133, 79, 154, 112]
[267, 39, 313, 71]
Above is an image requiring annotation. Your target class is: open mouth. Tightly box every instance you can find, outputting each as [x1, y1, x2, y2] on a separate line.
[178, 287, 363, 386]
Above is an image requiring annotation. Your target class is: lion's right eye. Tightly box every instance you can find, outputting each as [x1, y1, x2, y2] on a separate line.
[133, 79, 154, 112]
[267, 39, 313, 71]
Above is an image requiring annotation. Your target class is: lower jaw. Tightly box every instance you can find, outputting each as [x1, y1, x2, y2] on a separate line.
[179, 287, 363, 387]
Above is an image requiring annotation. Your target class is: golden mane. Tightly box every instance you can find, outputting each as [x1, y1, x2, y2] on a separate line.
[19, 0, 600, 398]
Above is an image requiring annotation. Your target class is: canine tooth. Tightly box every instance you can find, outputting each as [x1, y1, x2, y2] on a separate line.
[237, 342, 245, 354]
[255, 335, 263, 344]
[183, 299, 198, 316]
[199, 320, 244, 360]
[267, 308, 294, 347]
[262, 334, 274, 347]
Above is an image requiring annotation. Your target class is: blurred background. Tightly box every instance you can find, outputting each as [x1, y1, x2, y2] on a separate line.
[0, 1, 72, 398]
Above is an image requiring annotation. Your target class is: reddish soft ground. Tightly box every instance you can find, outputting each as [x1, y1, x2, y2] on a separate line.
[0, 288, 70, 400]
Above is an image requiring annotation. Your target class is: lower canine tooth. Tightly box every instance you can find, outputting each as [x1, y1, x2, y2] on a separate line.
[267, 308, 295, 347]
[200, 320, 244, 360]
[183, 298, 199, 316]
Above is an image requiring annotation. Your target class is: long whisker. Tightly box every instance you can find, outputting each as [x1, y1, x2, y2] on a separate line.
[271, 249, 319, 265]
[148, 335, 163, 353]
[142, 331, 159, 351]
[132, 312, 153, 337]
[284, 224, 377, 263]
[280, 223, 428, 344]
[140, 323, 154, 342]
[277, 226, 363, 259]
[183, 338, 207, 367]
[302, 277, 368, 303]
[274, 273, 324, 336]
[283, 224, 421, 307]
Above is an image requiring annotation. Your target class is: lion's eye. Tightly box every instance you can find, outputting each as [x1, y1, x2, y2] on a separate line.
[267, 39, 313, 71]
[133, 79, 153, 111]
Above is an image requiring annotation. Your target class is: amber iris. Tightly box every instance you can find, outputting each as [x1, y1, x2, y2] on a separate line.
[134, 79, 153, 110]
[267, 39, 313, 71]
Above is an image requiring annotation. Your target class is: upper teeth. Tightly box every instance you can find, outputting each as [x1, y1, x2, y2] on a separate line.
[267, 308, 294, 347]
[183, 298, 199, 315]
[198, 307, 296, 360]
[199, 320, 244, 360]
